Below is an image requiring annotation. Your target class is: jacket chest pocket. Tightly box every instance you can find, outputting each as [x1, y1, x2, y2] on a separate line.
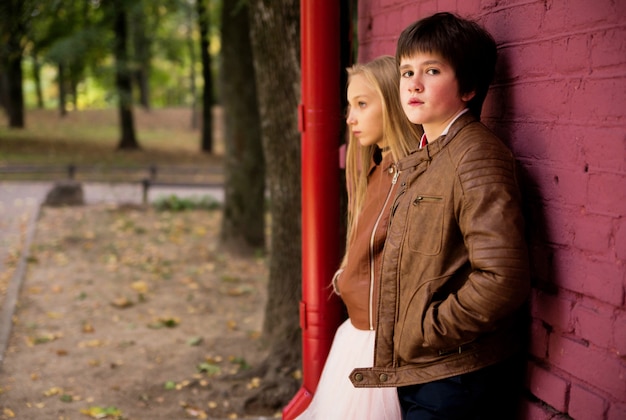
[407, 195, 444, 256]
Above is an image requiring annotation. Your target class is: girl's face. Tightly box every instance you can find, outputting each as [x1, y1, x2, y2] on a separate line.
[346, 74, 384, 148]
[399, 51, 474, 140]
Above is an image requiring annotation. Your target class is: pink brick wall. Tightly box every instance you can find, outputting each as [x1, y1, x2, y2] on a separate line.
[356, 0, 626, 418]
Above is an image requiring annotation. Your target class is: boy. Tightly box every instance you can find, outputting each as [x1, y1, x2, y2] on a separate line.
[350, 12, 531, 419]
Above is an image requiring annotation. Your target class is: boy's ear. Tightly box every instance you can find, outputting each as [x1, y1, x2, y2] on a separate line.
[461, 90, 476, 102]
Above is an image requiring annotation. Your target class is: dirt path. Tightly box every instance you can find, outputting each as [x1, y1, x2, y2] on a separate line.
[0, 204, 275, 420]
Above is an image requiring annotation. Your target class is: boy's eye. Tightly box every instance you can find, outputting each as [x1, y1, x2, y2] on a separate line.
[426, 68, 440, 75]
[401, 70, 414, 78]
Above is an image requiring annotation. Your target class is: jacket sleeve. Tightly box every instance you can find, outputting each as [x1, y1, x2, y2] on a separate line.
[424, 142, 530, 347]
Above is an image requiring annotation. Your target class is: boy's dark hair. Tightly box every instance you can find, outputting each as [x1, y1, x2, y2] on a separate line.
[396, 12, 497, 119]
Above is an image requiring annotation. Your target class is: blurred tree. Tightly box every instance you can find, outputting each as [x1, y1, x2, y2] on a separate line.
[130, 0, 151, 109]
[186, 0, 199, 129]
[244, 0, 302, 412]
[219, 0, 265, 254]
[0, 0, 35, 127]
[196, 0, 214, 153]
[29, 0, 108, 114]
[110, 0, 140, 150]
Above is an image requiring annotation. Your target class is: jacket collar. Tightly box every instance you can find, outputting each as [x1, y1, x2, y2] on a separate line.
[396, 112, 477, 172]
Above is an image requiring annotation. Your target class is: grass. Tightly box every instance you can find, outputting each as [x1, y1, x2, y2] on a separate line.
[0, 107, 224, 183]
[0, 107, 224, 167]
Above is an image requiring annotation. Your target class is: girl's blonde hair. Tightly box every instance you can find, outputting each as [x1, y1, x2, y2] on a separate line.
[342, 55, 421, 266]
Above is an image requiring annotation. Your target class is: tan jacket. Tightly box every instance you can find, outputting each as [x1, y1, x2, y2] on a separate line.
[351, 113, 530, 387]
[336, 151, 398, 331]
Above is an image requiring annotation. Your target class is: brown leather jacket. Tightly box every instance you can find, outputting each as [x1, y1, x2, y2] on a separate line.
[335, 151, 398, 331]
[351, 113, 530, 387]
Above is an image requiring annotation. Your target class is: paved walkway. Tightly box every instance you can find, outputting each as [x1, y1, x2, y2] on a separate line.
[0, 181, 225, 364]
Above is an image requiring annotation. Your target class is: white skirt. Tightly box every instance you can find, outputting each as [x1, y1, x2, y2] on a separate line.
[296, 319, 401, 420]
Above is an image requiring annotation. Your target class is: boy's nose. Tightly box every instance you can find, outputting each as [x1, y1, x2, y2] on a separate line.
[409, 79, 423, 92]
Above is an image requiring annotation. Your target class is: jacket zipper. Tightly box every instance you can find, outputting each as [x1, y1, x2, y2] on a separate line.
[413, 195, 442, 205]
[368, 165, 400, 330]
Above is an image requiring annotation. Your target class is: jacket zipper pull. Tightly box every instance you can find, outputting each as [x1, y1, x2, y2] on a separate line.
[392, 167, 400, 185]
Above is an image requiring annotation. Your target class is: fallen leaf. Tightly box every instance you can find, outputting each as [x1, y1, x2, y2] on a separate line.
[246, 377, 261, 389]
[187, 336, 203, 346]
[78, 339, 106, 348]
[43, 386, 63, 397]
[80, 405, 123, 419]
[148, 317, 180, 329]
[110, 296, 133, 308]
[82, 321, 95, 333]
[130, 280, 148, 294]
[197, 362, 220, 376]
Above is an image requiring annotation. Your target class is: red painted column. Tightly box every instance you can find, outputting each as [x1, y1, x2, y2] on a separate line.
[282, 0, 343, 418]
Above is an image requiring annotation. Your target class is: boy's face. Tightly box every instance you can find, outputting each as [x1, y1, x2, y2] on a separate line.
[399, 51, 474, 139]
[346, 73, 384, 148]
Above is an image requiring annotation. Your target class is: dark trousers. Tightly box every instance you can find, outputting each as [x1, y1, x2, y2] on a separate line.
[397, 357, 524, 420]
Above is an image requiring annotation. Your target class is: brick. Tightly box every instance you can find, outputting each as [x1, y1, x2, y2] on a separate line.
[529, 316, 550, 359]
[542, 166, 588, 207]
[528, 243, 553, 286]
[608, 401, 626, 420]
[544, 124, 582, 167]
[504, 40, 555, 80]
[615, 220, 626, 260]
[549, 334, 626, 399]
[541, 1, 568, 34]
[591, 28, 626, 69]
[569, 383, 607, 420]
[526, 362, 569, 412]
[509, 80, 573, 122]
[456, 2, 481, 19]
[542, 204, 576, 247]
[613, 310, 626, 357]
[552, 35, 590, 75]
[567, 0, 614, 28]
[572, 302, 614, 349]
[552, 249, 585, 293]
[588, 172, 626, 217]
[553, 250, 623, 306]
[530, 291, 574, 334]
[580, 127, 626, 173]
[581, 258, 624, 306]
[518, 397, 558, 420]
[572, 211, 613, 254]
[485, 3, 543, 44]
[570, 77, 626, 123]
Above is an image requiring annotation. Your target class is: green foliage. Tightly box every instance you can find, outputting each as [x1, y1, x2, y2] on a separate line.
[152, 194, 221, 212]
[21, 0, 223, 110]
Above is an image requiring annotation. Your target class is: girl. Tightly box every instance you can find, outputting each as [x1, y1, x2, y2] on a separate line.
[297, 55, 421, 419]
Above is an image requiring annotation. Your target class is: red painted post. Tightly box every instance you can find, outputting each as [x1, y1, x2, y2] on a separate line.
[282, 0, 344, 418]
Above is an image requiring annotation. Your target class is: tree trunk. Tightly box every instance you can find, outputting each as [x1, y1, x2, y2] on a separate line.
[244, 0, 302, 412]
[187, 3, 198, 130]
[196, 0, 213, 153]
[58, 63, 67, 116]
[4, 49, 24, 127]
[131, 1, 151, 110]
[112, 0, 139, 150]
[32, 53, 44, 109]
[219, 0, 266, 255]
[0, 0, 29, 128]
